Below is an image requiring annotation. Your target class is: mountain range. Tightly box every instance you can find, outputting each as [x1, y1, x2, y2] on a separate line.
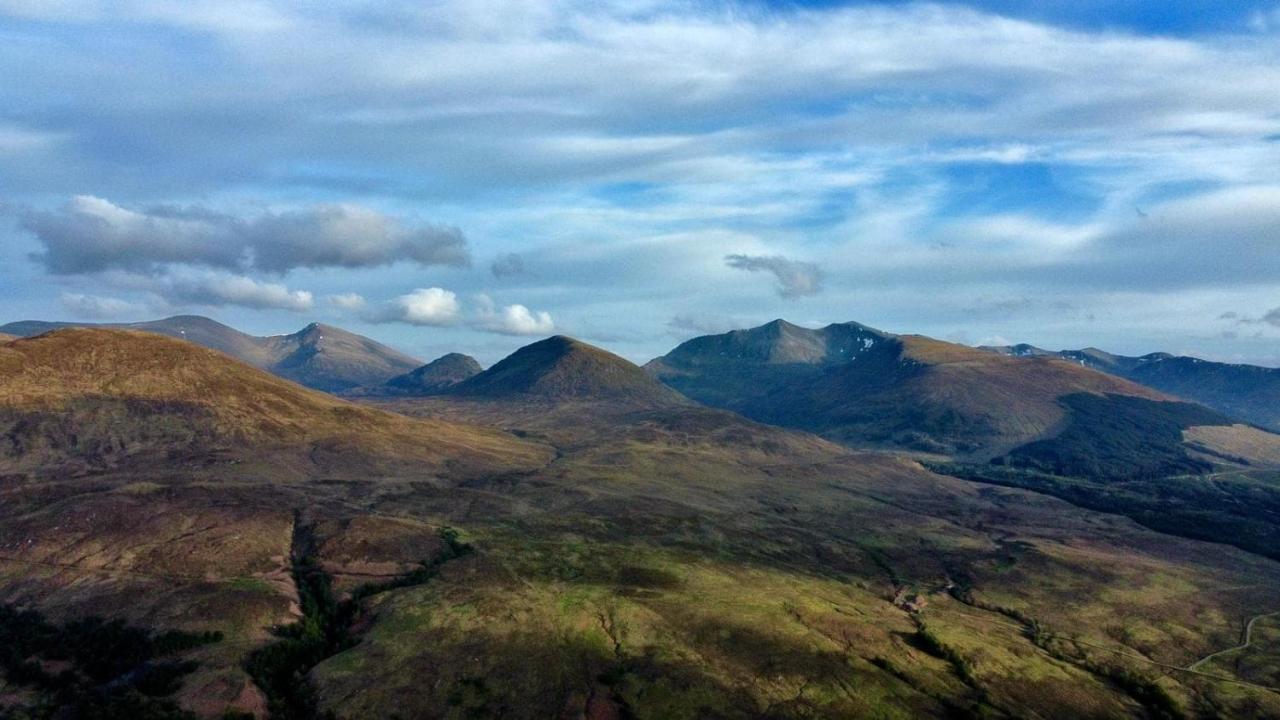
[4, 317, 1280, 718]
[648, 321, 1208, 456]
[0, 316, 422, 392]
[983, 342, 1280, 431]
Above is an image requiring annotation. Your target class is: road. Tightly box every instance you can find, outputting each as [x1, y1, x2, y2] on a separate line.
[1188, 611, 1280, 672]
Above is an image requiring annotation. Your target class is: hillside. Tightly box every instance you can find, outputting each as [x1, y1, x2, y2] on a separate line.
[0, 316, 422, 392]
[646, 320, 1280, 482]
[985, 343, 1280, 431]
[0, 328, 546, 476]
[0, 333, 15, 343]
[360, 353, 483, 396]
[446, 335, 689, 406]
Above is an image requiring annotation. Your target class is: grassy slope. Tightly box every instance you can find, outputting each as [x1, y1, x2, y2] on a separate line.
[0, 328, 549, 476]
[322, 395, 1280, 719]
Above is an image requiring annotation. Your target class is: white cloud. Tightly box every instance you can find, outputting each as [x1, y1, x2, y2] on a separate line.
[161, 273, 314, 312]
[364, 287, 461, 326]
[472, 294, 555, 335]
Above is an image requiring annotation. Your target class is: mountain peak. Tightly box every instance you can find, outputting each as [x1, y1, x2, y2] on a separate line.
[381, 352, 483, 395]
[448, 335, 687, 405]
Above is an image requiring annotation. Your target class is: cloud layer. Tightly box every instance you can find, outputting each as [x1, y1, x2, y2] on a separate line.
[2, 1, 1279, 364]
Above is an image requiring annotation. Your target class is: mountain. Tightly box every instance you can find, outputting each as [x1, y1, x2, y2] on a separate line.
[262, 322, 422, 392]
[984, 343, 1280, 431]
[646, 319, 891, 412]
[647, 320, 1167, 454]
[0, 328, 545, 476]
[445, 335, 688, 406]
[366, 353, 483, 396]
[646, 319, 1280, 480]
[0, 315, 422, 392]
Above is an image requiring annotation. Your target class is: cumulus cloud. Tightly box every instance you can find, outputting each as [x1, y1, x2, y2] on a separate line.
[363, 287, 461, 326]
[490, 253, 527, 278]
[472, 294, 555, 335]
[58, 292, 144, 319]
[725, 254, 823, 298]
[160, 273, 315, 312]
[22, 196, 469, 276]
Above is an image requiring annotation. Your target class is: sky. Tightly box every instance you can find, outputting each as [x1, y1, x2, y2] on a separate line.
[2, 0, 1279, 366]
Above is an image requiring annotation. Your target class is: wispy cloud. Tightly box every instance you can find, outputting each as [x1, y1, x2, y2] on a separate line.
[58, 292, 145, 319]
[725, 254, 823, 299]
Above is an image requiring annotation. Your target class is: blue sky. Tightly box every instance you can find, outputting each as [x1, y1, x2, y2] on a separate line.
[2, 0, 1279, 366]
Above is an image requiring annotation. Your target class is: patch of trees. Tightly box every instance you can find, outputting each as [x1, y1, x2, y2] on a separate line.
[0, 603, 221, 719]
[996, 393, 1228, 481]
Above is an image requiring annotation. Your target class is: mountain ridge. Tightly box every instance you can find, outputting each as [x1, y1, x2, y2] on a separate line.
[0, 315, 422, 392]
[648, 319, 1217, 461]
[983, 342, 1280, 430]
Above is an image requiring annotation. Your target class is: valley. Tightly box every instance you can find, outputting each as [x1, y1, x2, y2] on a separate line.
[1, 322, 1279, 718]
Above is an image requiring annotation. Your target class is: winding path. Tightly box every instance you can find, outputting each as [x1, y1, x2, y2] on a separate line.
[1188, 611, 1280, 672]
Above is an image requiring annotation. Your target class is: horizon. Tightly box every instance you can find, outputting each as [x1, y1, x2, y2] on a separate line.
[3, 1, 1279, 366]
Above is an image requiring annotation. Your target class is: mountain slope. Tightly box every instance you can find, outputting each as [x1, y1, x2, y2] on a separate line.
[446, 335, 688, 406]
[647, 321, 1279, 468]
[985, 343, 1280, 431]
[0, 329, 546, 476]
[367, 353, 483, 396]
[262, 322, 422, 392]
[0, 316, 422, 392]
